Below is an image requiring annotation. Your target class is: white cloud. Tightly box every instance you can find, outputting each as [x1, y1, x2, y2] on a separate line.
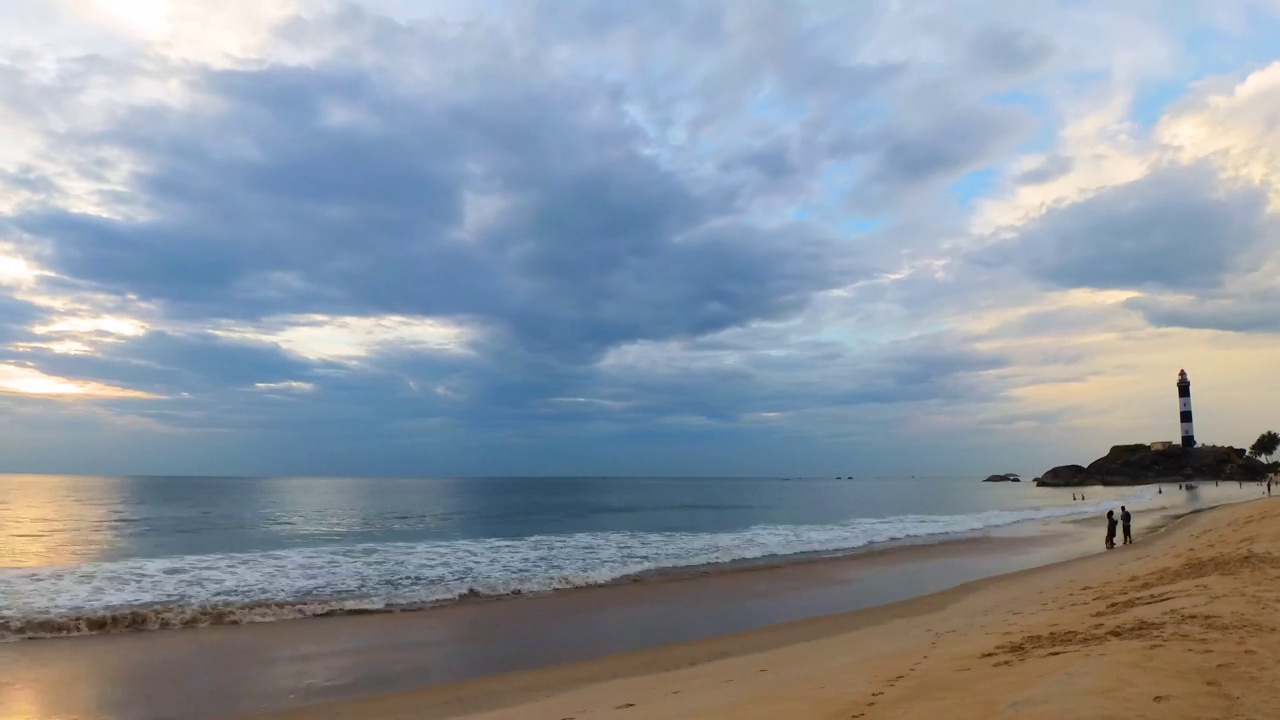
[0, 254, 42, 287]
[34, 315, 148, 337]
[0, 362, 156, 398]
[214, 314, 479, 362]
[971, 102, 1152, 235]
[13, 339, 95, 355]
[66, 0, 298, 63]
[1158, 61, 1280, 204]
[252, 380, 316, 393]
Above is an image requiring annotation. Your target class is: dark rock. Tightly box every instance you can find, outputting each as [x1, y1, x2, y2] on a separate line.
[1036, 445, 1268, 487]
[983, 473, 1022, 482]
[1034, 464, 1092, 487]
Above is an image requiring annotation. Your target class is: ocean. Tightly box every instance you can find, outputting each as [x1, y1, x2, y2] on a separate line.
[0, 474, 1184, 641]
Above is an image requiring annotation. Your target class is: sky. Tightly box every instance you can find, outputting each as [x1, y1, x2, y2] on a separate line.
[0, 0, 1278, 478]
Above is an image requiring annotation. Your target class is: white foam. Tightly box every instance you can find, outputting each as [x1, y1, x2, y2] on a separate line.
[0, 492, 1150, 640]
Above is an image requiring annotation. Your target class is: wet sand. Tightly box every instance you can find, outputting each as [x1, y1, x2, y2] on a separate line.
[0, 517, 1104, 720]
[251, 498, 1280, 720]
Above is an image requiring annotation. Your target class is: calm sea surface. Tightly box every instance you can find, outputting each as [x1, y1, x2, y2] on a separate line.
[0, 474, 1238, 640]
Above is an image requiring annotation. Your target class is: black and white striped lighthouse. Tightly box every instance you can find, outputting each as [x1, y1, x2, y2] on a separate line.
[1177, 369, 1195, 448]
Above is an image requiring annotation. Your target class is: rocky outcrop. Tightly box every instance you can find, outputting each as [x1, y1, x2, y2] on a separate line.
[1033, 464, 1091, 486]
[1035, 445, 1269, 487]
[983, 473, 1021, 482]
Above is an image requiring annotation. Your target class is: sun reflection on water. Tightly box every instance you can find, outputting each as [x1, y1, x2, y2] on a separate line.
[0, 474, 123, 568]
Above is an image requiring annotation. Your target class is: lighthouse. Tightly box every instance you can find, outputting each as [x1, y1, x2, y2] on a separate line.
[1177, 369, 1195, 448]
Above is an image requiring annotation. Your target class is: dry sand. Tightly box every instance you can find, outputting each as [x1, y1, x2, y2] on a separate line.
[255, 498, 1280, 720]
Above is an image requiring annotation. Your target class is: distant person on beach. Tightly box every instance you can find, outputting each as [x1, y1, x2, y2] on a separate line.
[1105, 510, 1117, 550]
[1120, 506, 1132, 545]
[1072, 493, 1077, 501]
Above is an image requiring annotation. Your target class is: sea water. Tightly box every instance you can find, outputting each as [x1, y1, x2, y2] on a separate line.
[0, 473, 1230, 640]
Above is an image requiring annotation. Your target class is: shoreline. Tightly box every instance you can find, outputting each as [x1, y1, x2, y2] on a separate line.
[250, 497, 1280, 720]
[0, 530, 1047, 644]
[0, 502, 1122, 644]
[0, 514, 1106, 720]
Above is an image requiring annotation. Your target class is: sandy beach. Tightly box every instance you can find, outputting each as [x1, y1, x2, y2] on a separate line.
[251, 497, 1280, 720]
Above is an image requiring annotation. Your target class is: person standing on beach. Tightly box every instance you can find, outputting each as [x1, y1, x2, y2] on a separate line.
[1120, 506, 1132, 545]
[1105, 510, 1117, 550]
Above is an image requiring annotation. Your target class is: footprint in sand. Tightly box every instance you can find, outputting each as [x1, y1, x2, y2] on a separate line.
[615, 702, 637, 709]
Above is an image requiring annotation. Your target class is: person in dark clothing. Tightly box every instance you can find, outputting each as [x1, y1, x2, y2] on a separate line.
[1120, 506, 1132, 545]
[1105, 510, 1117, 550]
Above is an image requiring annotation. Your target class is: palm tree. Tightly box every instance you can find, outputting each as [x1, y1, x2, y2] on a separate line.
[1249, 431, 1280, 464]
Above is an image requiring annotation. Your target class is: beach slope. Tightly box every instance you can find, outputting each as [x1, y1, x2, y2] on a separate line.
[258, 498, 1280, 720]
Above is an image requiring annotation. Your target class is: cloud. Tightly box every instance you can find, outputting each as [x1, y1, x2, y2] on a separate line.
[851, 97, 1033, 209]
[1, 1, 1280, 475]
[1158, 61, 1280, 199]
[1126, 291, 1280, 333]
[8, 330, 316, 400]
[0, 362, 156, 399]
[5, 30, 875, 369]
[1012, 154, 1074, 186]
[984, 163, 1276, 291]
[965, 25, 1055, 77]
[214, 314, 478, 363]
[253, 380, 316, 393]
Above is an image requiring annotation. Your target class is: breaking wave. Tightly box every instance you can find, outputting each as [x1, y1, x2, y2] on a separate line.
[1, 493, 1148, 641]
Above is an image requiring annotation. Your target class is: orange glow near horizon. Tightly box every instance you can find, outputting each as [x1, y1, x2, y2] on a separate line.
[0, 364, 156, 399]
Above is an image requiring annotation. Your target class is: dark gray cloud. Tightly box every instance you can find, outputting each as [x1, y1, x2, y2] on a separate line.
[0, 293, 49, 343]
[846, 95, 1033, 210]
[576, 331, 1010, 427]
[983, 164, 1275, 291]
[15, 55, 862, 365]
[1126, 291, 1280, 333]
